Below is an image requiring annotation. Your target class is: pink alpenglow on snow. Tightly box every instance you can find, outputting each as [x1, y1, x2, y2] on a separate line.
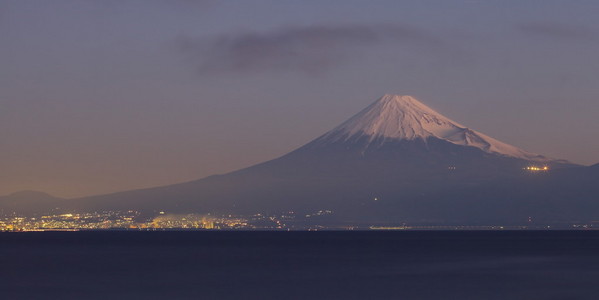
[323, 94, 552, 162]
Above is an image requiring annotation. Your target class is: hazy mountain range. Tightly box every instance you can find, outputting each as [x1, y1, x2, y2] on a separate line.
[3, 95, 598, 224]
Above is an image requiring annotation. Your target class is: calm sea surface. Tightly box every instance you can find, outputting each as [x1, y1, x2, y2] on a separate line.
[1, 231, 598, 300]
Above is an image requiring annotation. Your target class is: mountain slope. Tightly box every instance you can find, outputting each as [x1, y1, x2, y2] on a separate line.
[62, 95, 585, 221]
[3, 94, 595, 224]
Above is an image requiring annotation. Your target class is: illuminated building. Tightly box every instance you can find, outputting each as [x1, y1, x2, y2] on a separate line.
[525, 166, 549, 172]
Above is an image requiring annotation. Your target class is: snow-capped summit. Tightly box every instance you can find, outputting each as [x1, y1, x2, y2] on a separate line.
[321, 94, 551, 162]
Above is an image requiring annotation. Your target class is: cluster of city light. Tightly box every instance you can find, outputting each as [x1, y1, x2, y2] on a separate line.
[0, 210, 307, 231]
[0, 211, 142, 231]
[3, 211, 598, 231]
[305, 210, 333, 218]
[525, 166, 549, 172]
[150, 214, 249, 229]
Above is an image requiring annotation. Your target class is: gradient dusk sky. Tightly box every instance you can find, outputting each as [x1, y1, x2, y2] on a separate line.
[2, 0, 599, 198]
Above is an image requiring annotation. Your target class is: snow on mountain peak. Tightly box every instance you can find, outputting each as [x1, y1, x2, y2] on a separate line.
[329, 94, 465, 140]
[322, 94, 552, 162]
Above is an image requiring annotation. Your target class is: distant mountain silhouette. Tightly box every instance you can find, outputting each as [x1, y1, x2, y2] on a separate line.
[0, 191, 62, 215]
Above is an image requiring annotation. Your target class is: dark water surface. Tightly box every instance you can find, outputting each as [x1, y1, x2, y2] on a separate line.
[1, 231, 599, 299]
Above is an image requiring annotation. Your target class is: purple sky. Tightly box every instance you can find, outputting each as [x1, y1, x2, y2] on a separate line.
[2, 0, 599, 198]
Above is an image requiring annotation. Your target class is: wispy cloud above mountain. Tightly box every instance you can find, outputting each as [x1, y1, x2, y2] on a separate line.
[176, 24, 440, 74]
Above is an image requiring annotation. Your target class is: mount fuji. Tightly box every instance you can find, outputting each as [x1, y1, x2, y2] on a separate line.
[5, 94, 598, 224]
[318, 94, 553, 162]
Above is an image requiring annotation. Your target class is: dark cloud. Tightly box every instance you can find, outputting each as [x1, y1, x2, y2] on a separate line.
[176, 24, 440, 74]
[517, 22, 596, 40]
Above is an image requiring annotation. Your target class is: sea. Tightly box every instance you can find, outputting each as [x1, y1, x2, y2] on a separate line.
[1, 230, 598, 300]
